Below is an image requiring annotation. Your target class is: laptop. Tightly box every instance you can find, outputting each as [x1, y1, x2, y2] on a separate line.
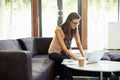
[86, 50, 104, 64]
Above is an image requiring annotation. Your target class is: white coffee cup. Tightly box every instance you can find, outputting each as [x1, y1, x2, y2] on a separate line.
[78, 57, 85, 67]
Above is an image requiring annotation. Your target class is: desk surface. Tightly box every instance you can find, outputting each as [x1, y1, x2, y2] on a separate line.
[62, 59, 120, 72]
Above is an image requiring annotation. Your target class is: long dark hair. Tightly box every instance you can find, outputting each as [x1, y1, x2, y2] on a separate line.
[59, 12, 80, 49]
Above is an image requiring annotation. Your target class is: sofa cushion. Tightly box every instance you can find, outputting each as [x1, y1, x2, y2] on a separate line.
[17, 37, 37, 56]
[32, 57, 55, 80]
[101, 52, 111, 61]
[34, 37, 52, 54]
[0, 39, 22, 50]
[107, 51, 120, 61]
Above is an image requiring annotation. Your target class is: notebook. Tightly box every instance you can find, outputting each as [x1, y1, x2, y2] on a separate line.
[86, 50, 104, 64]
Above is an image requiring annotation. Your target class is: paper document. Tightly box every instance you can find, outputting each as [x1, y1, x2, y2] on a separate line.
[62, 59, 78, 65]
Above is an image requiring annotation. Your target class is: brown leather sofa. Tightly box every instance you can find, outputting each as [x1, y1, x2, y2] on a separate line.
[0, 37, 56, 80]
[0, 37, 120, 80]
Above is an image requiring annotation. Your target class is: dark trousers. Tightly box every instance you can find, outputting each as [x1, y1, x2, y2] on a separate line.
[49, 53, 73, 80]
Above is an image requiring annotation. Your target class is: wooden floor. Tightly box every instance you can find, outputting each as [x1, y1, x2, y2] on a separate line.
[55, 76, 100, 80]
[73, 77, 99, 80]
[55, 76, 119, 80]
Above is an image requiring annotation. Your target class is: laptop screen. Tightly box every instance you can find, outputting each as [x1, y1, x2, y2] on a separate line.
[87, 50, 104, 64]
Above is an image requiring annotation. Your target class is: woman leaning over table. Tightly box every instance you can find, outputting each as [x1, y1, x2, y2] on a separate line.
[48, 12, 85, 80]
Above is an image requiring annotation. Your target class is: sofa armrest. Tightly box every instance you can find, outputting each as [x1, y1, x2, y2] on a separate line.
[0, 50, 32, 80]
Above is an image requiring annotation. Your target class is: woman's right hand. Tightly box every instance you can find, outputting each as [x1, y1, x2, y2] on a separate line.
[74, 57, 79, 60]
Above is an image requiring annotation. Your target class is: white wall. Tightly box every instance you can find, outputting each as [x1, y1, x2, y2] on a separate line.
[106, 22, 120, 49]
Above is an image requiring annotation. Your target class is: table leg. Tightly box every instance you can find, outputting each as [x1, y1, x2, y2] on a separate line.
[100, 72, 103, 80]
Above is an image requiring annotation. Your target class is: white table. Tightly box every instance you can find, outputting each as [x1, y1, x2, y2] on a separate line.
[62, 59, 120, 80]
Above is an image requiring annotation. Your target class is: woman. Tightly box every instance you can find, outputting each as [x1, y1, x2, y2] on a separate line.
[48, 12, 85, 80]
